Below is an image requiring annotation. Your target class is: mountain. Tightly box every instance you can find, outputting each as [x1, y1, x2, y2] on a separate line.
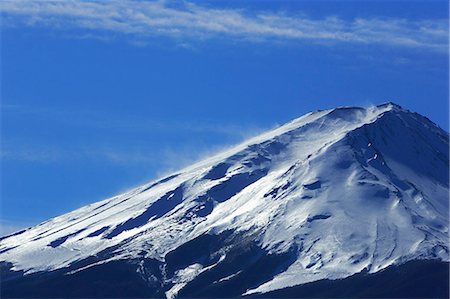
[1, 103, 449, 298]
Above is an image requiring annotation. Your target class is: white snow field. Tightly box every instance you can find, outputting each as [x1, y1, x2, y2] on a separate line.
[1, 103, 448, 296]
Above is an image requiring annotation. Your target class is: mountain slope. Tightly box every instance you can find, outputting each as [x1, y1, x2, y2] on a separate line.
[1, 103, 448, 298]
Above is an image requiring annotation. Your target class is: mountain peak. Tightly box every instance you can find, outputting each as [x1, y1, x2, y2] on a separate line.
[376, 101, 404, 110]
[1, 104, 448, 298]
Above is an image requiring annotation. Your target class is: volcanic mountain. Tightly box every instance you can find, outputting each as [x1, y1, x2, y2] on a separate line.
[1, 103, 449, 298]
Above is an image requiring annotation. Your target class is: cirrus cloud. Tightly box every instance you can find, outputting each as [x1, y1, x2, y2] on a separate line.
[0, 0, 447, 52]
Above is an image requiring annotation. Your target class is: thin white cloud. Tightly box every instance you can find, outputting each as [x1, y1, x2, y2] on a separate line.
[0, 0, 447, 51]
[1, 104, 271, 166]
[0, 140, 249, 174]
[0, 142, 166, 165]
[1, 103, 268, 138]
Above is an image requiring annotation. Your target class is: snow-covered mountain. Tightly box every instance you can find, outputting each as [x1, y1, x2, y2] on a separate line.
[1, 103, 449, 298]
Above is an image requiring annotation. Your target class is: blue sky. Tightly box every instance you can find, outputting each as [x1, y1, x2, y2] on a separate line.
[1, 0, 448, 235]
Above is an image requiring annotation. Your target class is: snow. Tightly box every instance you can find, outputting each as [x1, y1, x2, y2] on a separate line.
[1, 103, 448, 297]
[165, 264, 203, 299]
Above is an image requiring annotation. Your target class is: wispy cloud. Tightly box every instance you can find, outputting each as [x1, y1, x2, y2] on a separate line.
[1, 104, 271, 168]
[0, 0, 447, 52]
[0, 142, 160, 164]
[0, 139, 252, 175]
[1, 103, 267, 138]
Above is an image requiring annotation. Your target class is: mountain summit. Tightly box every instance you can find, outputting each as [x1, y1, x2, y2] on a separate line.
[1, 103, 449, 298]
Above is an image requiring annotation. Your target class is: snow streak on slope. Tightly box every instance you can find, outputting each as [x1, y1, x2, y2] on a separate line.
[1, 103, 448, 296]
